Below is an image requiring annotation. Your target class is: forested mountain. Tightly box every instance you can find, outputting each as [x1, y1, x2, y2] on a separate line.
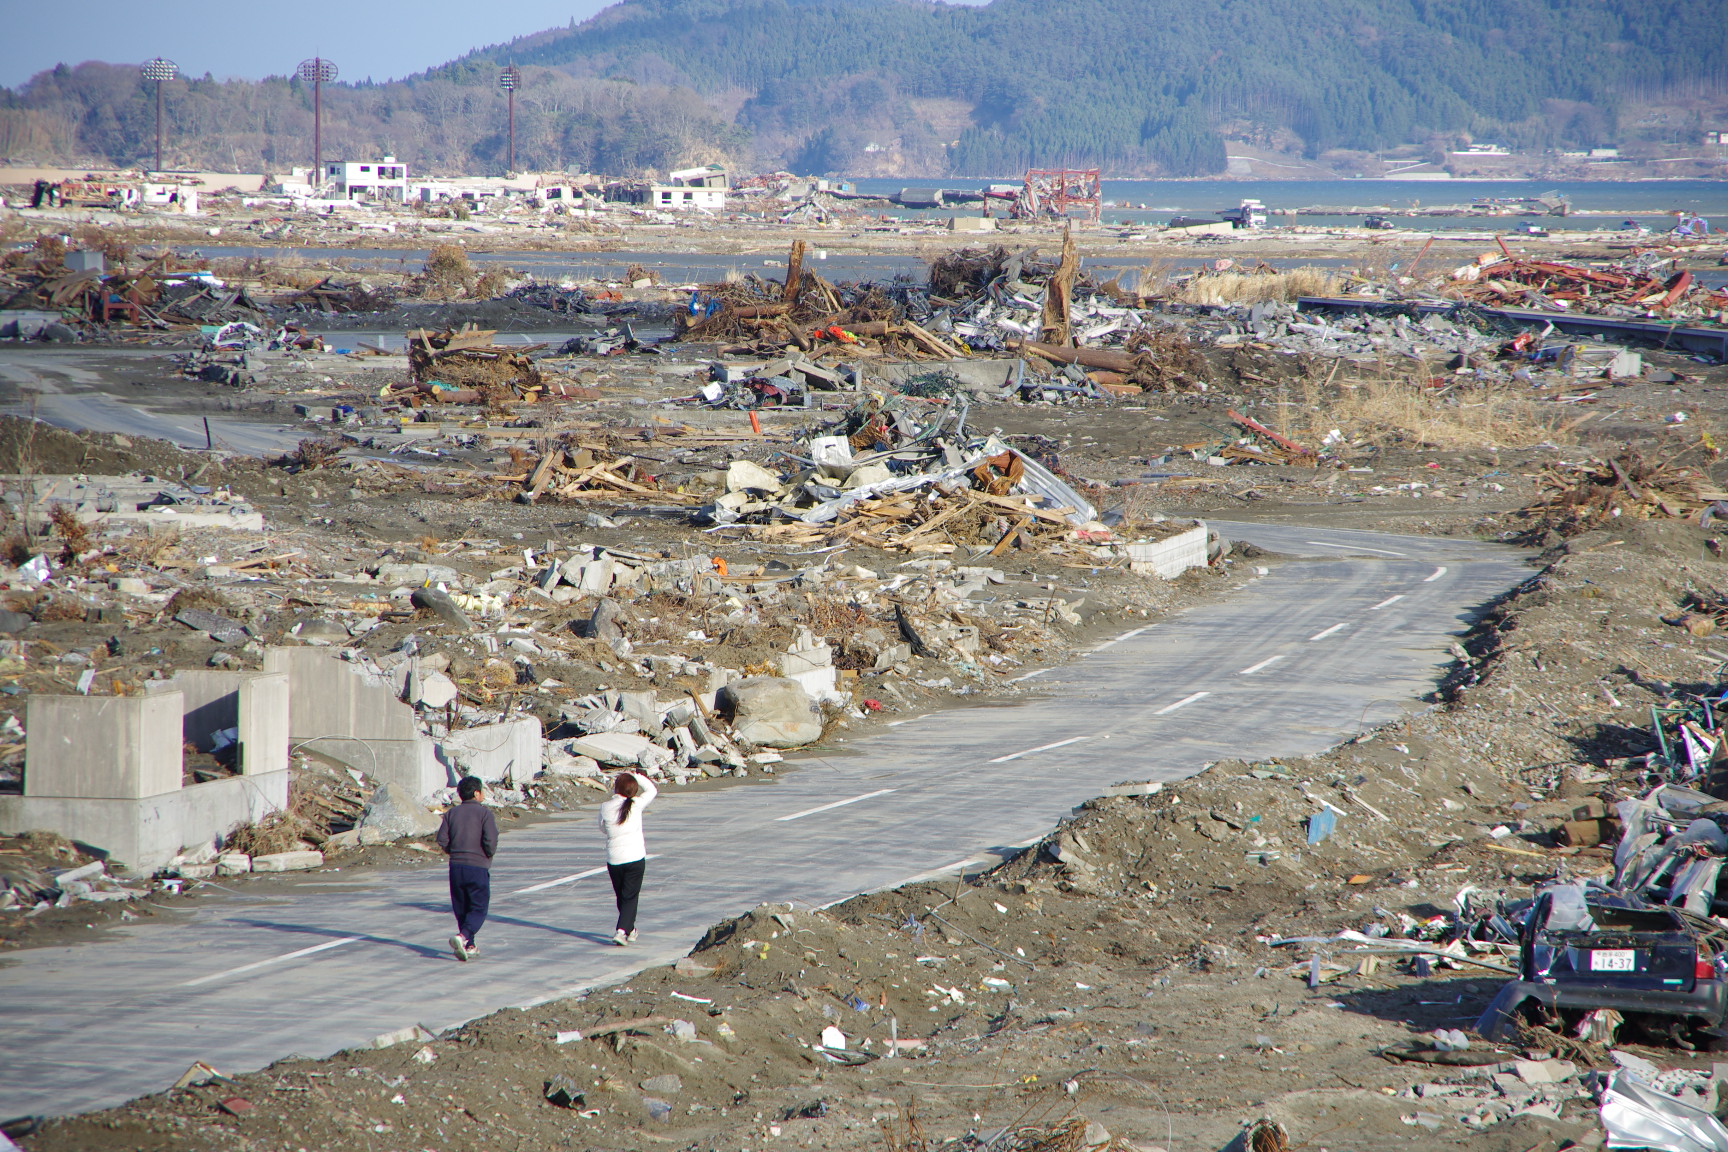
[3, 0, 1725, 178]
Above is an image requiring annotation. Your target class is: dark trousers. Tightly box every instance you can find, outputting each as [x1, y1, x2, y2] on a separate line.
[608, 859, 646, 933]
[449, 863, 490, 944]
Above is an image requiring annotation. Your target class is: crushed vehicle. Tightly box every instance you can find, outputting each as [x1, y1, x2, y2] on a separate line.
[1482, 784, 1728, 1048]
[1482, 883, 1728, 1049]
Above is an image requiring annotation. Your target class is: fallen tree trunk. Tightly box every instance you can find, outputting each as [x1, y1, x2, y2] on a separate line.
[1010, 340, 1138, 373]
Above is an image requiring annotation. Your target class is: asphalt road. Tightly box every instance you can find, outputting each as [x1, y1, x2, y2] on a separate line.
[0, 347, 305, 456]
[0, 522, 1530, 1119]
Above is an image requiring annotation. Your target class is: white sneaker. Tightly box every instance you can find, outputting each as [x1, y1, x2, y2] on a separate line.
[613, 929, 629, 947]
[450, 934, 470, 962]
[626, 929, 639, 944]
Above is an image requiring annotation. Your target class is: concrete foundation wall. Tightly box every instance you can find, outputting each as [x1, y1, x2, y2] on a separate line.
[262, 647, 542, 796]
[1125, 523, 1210, 580]
[263, 648, 419, 743]
[0, 769, 288, 871]
[160, 670, 291, 776]
[25, 693, 183, 800]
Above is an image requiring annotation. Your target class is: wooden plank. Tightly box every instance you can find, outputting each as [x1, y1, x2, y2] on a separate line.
[899, 495, 978, 541]
[524, 449, 565, 501]
[972, 491, 1073, 527]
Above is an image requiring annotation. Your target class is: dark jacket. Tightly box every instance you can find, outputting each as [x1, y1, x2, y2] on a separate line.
[437, 799, 498, 869]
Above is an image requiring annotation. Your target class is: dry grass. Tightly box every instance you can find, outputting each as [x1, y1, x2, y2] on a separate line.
[1282, 367, 1569, 451]
[419, 243, 475, 299]
[1175, 267, 1339, 305]
[48, 505, 92, 563]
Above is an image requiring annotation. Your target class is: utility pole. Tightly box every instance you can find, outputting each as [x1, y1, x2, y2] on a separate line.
[140, 58, 178, 174]
[297, 57, 338, 191]
[499, 66, 520, 174]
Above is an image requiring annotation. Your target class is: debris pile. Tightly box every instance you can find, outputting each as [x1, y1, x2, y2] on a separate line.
[402, 327, 545, 401]
[1520, 451, 1727, 534]
[672, 240, 1211, 395]
[0, 841, 146, 912]
[0, 249, 268, 334]
[1444, 252, 1728, 321]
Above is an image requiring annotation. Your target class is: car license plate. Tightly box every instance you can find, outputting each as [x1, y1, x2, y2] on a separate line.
[1590, 949, 1637, 972]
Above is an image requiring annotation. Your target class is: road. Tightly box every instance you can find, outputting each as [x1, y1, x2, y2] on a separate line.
[0, 347, 305, 456]
[0, 522, 1529, 1119]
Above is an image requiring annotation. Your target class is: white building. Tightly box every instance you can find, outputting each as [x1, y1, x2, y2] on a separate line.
[649, 164, 728, 211]
[325, 157, 409, 201]
[649, 184, 727, 210]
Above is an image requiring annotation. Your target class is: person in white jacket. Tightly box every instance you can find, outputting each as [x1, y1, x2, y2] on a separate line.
[599, 770, 657, 945]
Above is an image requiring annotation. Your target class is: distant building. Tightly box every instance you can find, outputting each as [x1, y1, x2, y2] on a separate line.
[650, 184, 726, 210]
[667, 164, 728, 189]
[647, 165, 729, 210]
[325, 157, 409, 202]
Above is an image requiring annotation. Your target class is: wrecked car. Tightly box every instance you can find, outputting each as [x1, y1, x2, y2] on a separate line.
[1482, 884, 1728, 1049]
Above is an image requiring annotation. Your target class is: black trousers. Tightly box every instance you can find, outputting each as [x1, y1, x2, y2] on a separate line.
[449, 863, 490, 944]
[608, 858, 646, 933]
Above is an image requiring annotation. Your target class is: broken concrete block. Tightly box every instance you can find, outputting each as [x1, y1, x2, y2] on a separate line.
[216, 852, 251, 875]
[615, 690, 661, 730]
[873, 642, 912, 670]
[175, 608, 248, 644]
[566, 731, 655, 765]
[359, 782, 441, 840]
[544, 752, 601, 777]
[725, 460, 784, 494]
[376, 562, 460, 586]
[720, 676, 823, 747]
[576, 556, 618, 593]
[587, 597, 626, 648]
[251, 850, 323, 872]
[293, 617, 349, 644]
[410, 587, 473, 631]
[408, 670, 460, 709]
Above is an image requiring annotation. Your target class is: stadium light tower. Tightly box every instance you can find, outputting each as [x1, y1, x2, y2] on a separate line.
[140, 58, 178, 174]
[499, 65, 521, 174]
[297, 57, 338, 189]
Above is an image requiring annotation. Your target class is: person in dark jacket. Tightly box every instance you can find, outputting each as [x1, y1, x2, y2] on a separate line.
[435, 776, 498, 961]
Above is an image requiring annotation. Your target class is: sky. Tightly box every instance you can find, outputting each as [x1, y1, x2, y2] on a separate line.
[0, 0, 618, 89]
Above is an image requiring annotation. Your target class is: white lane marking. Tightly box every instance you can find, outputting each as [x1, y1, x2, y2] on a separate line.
[1369, 595, 1406, 610]
[1010, 669, 1049, 682]
[1154, 691, 1210, 715]
[1304, 540, 1408, 558]
[1424, 566, 1448, 582]
[179, 936, 362, 987]
[1091, 626, 1149, 652]
[515, 866, 604, 895]
[1310, 622, 1348, 640]
[989, 736, 1090, 764]
[777, 789, 896, 822]
[513, 854, 664, 895]
[1238, 654, 1286, 676]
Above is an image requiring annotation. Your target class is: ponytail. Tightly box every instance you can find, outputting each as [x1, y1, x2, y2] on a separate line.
[613, 772, 642, 824]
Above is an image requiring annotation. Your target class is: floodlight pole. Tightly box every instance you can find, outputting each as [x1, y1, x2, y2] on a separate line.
[500, 66, 520, 174]
[140, 58, 179, 174]
[297, 58, 338, 190]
